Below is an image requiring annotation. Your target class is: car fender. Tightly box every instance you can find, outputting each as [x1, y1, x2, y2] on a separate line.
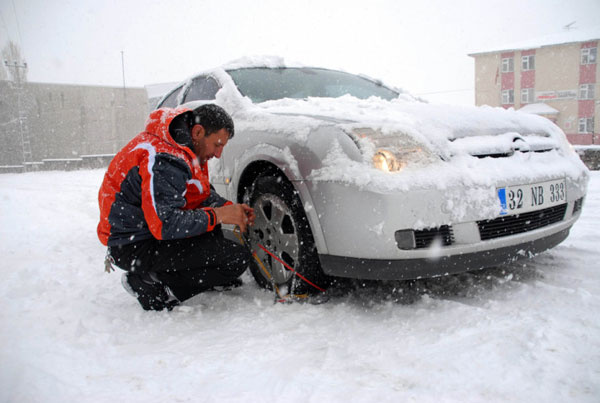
[229, 143, 329, 255]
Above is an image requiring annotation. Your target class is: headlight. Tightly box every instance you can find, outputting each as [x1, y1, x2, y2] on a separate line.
[351, 128, 440, 173]
[373, 149, 403, 172]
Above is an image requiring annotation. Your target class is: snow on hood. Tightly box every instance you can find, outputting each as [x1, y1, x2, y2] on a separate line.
[247, 96, 584, 199]
[195, 84, 567, 158]
[253, 95, 568, 157]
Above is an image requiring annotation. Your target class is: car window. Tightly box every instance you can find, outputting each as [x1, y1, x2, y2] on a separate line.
[227, 68, 399, 103]
[159, 85, 184, 108]
[184, 76, 220, 102]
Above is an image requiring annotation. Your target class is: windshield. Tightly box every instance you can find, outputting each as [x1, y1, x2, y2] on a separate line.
[227, 67, 399, 103]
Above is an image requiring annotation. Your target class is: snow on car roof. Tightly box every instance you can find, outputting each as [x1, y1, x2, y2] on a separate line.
[221, 55, 306, 70]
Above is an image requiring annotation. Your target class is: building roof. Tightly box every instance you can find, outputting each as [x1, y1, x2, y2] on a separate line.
[469, 25, 600, 56]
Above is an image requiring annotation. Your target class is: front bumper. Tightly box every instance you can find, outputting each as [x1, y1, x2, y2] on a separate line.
[305, 166, 587, 280]
[319, 227, 570, 280]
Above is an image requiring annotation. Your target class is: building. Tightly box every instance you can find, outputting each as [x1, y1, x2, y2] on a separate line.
[469, 29, 599, 145]
[0, 81, 149, 171]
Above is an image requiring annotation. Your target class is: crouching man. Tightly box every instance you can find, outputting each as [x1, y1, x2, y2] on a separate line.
[97, 104, 255, 311]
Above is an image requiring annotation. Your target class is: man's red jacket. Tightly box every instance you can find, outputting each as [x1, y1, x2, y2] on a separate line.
[97, 107, 230, 247]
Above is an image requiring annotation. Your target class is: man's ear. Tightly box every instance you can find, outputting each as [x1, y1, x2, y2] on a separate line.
[191, 124, 205, 140]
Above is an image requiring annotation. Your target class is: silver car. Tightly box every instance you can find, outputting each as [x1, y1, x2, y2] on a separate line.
[156, 57, 589, 294]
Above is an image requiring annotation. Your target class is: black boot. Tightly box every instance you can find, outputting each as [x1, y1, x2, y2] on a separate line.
[122, 272, 179, 311]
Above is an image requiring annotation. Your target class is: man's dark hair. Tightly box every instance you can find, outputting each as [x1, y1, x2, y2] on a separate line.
[193, 104, 235, 138]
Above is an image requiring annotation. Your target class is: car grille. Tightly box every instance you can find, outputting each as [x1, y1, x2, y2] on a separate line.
[477, 204, 567, 241]
[472, 149, 554, 159]
[415, 225, 454, 249]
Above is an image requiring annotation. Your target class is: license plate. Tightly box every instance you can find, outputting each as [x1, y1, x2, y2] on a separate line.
[497, 179, 567, 216]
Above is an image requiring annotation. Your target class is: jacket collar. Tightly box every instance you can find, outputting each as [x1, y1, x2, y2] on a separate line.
[144, 107, 199, 161]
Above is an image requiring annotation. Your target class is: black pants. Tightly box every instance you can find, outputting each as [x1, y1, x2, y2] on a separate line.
[109, 229, 251, 301]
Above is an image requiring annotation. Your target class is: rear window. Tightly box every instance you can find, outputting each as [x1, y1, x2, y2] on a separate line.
[158, 85, 184, 108]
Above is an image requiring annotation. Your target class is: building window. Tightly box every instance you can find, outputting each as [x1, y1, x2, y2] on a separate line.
[521, 88, 534, 104]
[578, 117, 594, 134]
[522, 55, 535, 71]
[581, 47, 597, 65]
[579, 84, 596, 100]
[502, 89, 514, 104]
[501, 58, 514, 73]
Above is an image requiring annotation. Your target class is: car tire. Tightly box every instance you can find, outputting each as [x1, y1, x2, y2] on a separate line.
[246, 175, 328, 295]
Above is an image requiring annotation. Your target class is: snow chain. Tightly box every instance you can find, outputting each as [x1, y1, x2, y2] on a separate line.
[233, 227, 309, 303]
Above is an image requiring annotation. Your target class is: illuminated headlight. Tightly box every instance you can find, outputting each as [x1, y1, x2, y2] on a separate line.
[352, 128, 439, 173]
[373, 149, 404, 172]
[372, 147, 436, 172]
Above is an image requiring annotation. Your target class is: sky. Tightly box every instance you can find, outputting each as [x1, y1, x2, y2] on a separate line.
[1, 0, 599, 105]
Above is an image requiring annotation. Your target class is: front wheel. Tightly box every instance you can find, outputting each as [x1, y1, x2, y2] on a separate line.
[246, 176, 328, 295]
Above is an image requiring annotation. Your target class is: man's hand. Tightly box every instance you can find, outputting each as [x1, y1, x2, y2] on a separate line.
[214, 203, 255, 233]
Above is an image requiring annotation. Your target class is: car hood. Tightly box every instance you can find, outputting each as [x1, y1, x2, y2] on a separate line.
[254, 95, 568, 157]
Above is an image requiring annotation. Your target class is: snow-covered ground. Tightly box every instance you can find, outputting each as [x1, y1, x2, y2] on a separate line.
[1, 169, 599, 403]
